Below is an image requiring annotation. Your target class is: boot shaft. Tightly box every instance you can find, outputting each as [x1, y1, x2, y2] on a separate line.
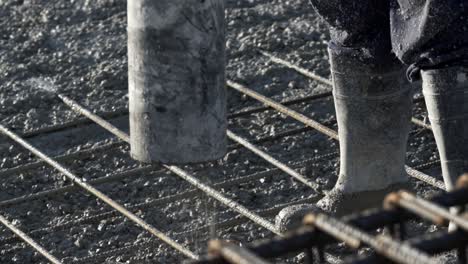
[329, 45, 412, 193]
[422, 67, 468, 190]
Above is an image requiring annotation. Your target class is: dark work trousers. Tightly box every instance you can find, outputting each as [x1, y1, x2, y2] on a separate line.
[309, 0, 468, 80]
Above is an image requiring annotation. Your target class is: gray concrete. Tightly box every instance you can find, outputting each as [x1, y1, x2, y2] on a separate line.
[317, 182, 412, 216]
[275, 204, 319, 233]
[422, 68, 468, 191]
[128, 0, 227, 164]
[317, 46, 413, 215]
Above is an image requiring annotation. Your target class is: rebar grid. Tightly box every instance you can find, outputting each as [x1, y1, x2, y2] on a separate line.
[0, 124, 330, 210]
[57, 196, 317, 264]
[54, 93, 283, 235]
[193, 181, 468, 264]
[0, 124, 199, 260]
[56, 81, 445, 262]
[0, 153, 336, 248]
[51, 91, 360, 263]
[0, 51, 447, 263]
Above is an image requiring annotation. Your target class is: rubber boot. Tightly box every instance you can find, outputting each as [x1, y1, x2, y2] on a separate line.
[316, 45, 413, 216]
[421, 68, 468, 191]
[421, 68, 468, 231]
[275, 46, 413, 232]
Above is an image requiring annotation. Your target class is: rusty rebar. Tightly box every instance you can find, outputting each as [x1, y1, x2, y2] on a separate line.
[388, 191, 468, 230]
[348, 230, 468, 264]
[0, 213, 63, 264]
[304, 213, 437, 264]
[384, 192, 446, 226]
[208, 240, 272, 264]
[193, 183, 468, 264]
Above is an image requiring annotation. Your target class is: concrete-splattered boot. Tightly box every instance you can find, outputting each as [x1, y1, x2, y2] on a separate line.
[421, 68, 468, 192]
[316, 45, 413, 216]
[275, 46, 413, 232]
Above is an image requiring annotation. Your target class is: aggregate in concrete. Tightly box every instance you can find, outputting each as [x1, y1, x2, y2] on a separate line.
[0, 0, 453, 263]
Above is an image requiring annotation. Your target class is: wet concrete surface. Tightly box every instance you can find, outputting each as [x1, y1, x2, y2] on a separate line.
[0, 0, 455, 263]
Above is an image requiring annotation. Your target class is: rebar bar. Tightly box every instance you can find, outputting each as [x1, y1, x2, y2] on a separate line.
[0, 166, 161, 208]
[7, 88, 332, 148]
[21, 108, 128, 139]
[228, 91, 333, 118]
[172, 196, 318, 238]
[0, 214, 63, 264]
[384, 192, 446, 226]
[392, 191, 468, 230]
[0, 141, 124, 178]
[57, 94, 130, 142]
[0, 124, 198, 260]
[258, 50, 333, 87]
[163, 165, 281, 235]
[227, 130, 320, 191]
[305, 213, 437, 264]
[404, 166, 445, 190]
[208, 240, 272, 264]
[247, 126, 311, 145]
[304, 214, 361, 249]
[348, 229, 468, 263]
[413, 160, 441, 171]
[227, 80, 445, 190]
[2, 150, 436, 215]
[411, 118, 432, 130]
[0, 125, 334, 210]
[64, 240, 159, 263]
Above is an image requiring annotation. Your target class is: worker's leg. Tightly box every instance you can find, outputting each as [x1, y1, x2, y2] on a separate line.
[316, 44, 412, 216]
[392, 1, 468, 230]
[390, 1, 468, 191]
[277, 0, 412, 230]
[309, 0, 413, 216]
[128, 0, 227, 164]
[422, 68, 468, 191]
